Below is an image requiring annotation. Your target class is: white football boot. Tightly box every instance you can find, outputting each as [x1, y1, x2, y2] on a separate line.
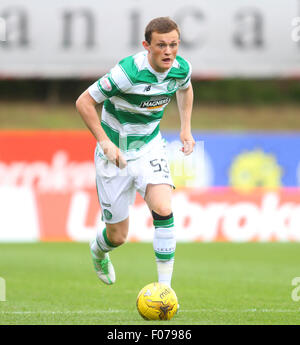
[90, 244, 116, 285]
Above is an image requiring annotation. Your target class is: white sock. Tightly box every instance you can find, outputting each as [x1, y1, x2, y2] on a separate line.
[156, 258, 174, 287]
[91, 228, 117, 259]
[90, 239, 106, 259]
[153, 214, 176, 287]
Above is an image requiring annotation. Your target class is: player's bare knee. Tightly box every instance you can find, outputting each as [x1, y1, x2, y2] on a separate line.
[152, 208, 172, 218]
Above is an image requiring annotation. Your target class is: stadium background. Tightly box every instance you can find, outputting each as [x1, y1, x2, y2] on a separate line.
[1, 0, 300, 325]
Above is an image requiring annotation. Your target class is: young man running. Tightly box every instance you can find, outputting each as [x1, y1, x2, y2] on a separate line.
[76, 17, 195, 288]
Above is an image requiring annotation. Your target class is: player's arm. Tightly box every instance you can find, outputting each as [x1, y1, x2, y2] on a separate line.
[76, 90, 127, 168]
[176, 83, 195, 155]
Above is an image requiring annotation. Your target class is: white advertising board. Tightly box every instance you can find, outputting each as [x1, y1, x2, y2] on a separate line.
[0, 0, 300, 78]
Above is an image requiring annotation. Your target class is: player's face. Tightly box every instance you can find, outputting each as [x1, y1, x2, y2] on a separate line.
[143, 30, 180, 73]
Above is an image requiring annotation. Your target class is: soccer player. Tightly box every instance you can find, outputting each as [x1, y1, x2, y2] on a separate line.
[76, 17, 195, 288]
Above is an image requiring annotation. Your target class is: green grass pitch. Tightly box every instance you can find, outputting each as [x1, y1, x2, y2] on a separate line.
[0, 242, 300, 325]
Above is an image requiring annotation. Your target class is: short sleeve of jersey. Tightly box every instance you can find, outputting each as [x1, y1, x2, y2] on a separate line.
[88, 64, 132, 103]
[178, 60, 192, 90]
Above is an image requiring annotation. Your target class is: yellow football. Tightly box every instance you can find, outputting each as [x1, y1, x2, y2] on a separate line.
[136, 282, 178, 320]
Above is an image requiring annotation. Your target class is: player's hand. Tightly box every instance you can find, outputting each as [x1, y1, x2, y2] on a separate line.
[99, 140, 127, 169]
[180, 131, 195, 156]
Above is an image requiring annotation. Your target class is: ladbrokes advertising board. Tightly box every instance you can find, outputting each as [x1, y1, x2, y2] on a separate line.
[1, 130, 300, 242]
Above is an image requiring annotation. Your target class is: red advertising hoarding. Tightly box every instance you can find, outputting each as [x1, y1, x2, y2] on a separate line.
[1, 131, 300, 242]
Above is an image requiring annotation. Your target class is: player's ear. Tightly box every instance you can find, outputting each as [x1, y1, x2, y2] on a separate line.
[142, 40, 150, 52]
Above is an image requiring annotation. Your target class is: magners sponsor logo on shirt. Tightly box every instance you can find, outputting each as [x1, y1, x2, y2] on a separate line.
[140, 96, 171, 109]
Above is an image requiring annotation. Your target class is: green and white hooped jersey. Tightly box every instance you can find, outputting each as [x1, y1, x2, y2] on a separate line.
[88, 50, 192, 161]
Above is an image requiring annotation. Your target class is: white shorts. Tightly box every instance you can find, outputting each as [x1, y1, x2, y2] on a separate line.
[95, 139, 174, 224]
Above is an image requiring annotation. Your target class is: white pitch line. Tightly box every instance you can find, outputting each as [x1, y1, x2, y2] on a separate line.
[184, 308, 300, 313]
[1, 308, 300, 315]
[0, 310, 127, 315]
